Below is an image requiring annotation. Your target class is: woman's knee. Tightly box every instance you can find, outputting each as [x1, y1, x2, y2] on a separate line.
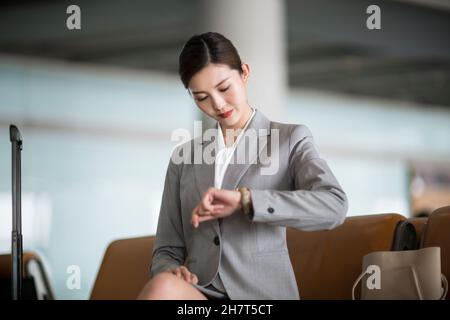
[138, 272, 176, 299]
[137, 272, 207, 300]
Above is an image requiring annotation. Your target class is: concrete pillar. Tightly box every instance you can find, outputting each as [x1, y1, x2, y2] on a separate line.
[197, 0, 288, 124]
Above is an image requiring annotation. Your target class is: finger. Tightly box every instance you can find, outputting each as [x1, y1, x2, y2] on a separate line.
[196, 208, 209, 217]
[191, 208, 199, 225]
[191, 205, 200, 217]
[192, 203, 225, 227]
[173, 268, 182, 278]
[191, 206, 205, 226]
[197, 204, 222, 217]
[197, 215, 217, 224]
[191, 213, 200, 228]
[200, 203, 224, 215]
[204, 208, 223, 216]
[197, 207, 219, 217]
[201, 193, 215, 213]
[194, 204, 217, 219]
[184, 268, 196, 284]
[180, 268, 189, 281]
[192, 212, 216, 228]
[211, 205, 225, 213]
[180, 267, 192, 283]
[194, 204, 209, 217]
[191, 273, 198, 284]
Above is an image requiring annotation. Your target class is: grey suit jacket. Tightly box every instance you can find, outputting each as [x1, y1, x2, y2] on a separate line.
[150, 109, 348, 299]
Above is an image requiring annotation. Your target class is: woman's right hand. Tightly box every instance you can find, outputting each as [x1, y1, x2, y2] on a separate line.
[166, 266, 199, 284]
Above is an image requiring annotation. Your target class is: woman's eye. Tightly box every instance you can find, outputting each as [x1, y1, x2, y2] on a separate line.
[196, 96, 208, 102]
[219, 86, 230, 92]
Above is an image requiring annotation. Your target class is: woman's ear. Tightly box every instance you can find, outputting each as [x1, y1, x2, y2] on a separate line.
[241, 63, 250, 83]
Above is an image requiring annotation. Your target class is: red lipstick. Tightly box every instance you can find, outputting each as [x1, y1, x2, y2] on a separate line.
[219, 109, 233, 119]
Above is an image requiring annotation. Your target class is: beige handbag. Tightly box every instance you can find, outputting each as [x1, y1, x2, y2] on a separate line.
[352, 247, 448, 300]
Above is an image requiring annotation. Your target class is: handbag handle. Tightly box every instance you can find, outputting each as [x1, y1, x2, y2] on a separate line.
[410, 267, 449, 300]
[352, 267, 448, 300]
[351, 270, 366, 300]
[440, 274, 448, 300]
[410, 265, 424, 299]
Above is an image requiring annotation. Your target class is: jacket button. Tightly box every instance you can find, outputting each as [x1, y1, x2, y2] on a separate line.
[213, 236, 220, 246]
[267, 207, 274, 214]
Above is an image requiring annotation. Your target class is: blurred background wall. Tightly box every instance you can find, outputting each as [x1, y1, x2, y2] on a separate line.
[0, 0, 449, 299]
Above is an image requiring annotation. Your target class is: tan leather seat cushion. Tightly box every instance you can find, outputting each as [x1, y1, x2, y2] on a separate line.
[287, 213, 405, 299]
[90, 236, 155, 300]
[0, 252, 41, 278]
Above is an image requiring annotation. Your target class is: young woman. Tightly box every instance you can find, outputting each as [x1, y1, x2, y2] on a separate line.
[137, 32, 348, 300]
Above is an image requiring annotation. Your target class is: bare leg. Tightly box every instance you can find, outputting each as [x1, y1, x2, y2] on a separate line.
[137, 272, 208, 300]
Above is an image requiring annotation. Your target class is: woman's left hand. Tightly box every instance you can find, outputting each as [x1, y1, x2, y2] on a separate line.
[191, 187, 241, 228]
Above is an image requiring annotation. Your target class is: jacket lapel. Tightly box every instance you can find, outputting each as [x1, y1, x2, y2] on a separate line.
[221, 109, 271, 190]
[193, 138, 215, 196]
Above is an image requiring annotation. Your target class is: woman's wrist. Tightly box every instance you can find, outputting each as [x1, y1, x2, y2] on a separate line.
[236, 187, 254, 218]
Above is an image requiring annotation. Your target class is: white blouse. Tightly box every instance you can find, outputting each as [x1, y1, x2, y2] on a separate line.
[214, 108, 256, 189]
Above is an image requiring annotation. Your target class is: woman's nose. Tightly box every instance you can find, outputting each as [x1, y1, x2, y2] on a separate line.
[211, 95, 226, 111]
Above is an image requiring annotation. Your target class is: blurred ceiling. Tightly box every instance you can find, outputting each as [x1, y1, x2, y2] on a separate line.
[1, 0, 449, 106]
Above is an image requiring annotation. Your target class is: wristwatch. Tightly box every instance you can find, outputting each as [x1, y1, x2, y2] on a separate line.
[236, 187, 254, 218]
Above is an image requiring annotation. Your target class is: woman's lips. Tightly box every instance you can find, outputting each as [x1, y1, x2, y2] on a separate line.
[219, 109, 233, 119]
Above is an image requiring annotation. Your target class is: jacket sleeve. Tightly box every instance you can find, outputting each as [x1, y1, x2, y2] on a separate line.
[150, 153, 186, 277]
[249, 125, 348, 231]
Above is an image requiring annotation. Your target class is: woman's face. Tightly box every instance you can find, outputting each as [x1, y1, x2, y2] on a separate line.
[188, 63, 251, 130]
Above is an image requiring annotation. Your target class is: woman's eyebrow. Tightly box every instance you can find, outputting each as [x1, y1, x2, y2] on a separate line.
[191, 76, 230, 94]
